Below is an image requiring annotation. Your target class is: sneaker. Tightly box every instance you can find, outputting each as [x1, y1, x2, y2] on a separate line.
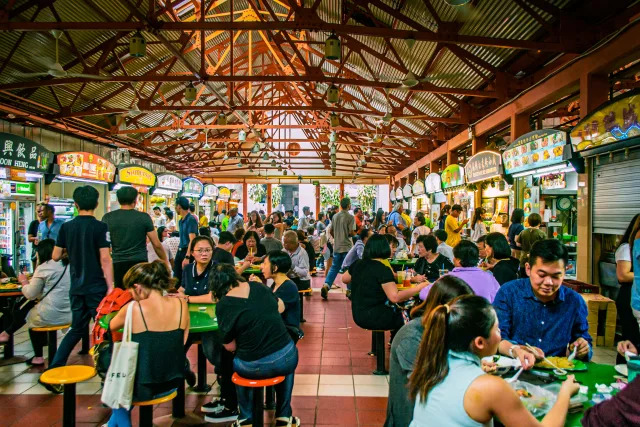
[201, 398, 226, 413]
[276, 416, 301, 427]
[205, 407, 239, 423]
[232, 417, 251, 426]
[321, 285, 329, 300]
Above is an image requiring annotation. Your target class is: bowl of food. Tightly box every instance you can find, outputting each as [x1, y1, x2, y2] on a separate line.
[510, 380, 557, 417]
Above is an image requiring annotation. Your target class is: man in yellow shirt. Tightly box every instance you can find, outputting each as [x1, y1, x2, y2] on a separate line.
[445, 204, 469, 248]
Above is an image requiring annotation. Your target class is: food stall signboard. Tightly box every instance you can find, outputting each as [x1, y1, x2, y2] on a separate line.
[425, 173, 442, 194]
[203, 184, 219, 198]
[402, 184, 413, 199]
[57, 152, 116, 182]
[465, 151, 502, 183]
[230, 189, 241, 201]
[118, 165, 156, 187]
[440, 164, 465, 190]
[570, 91, 640, 152]
[0, 133, 53, 172]
[156, 173, 183, 191]
[181, 177, 203, 198]
[218, 186, 231, 201]
[503, 130, 567, 175]
[390, 189, 396, 202]
[412, 179, 425, 196]
[395, 187, 403, 201]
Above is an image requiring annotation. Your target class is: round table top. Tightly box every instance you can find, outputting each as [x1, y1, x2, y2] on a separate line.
[563, 362, 617, 426]
[40, 365, 96, 385]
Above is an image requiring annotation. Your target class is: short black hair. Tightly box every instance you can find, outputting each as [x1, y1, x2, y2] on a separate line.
[358, 228, 370, 242]
[451, 204, 463, 212]
[307, 226, 316, 235]
[416, 234, 438, 253]
[166, 211, 174, 220]
[189, 235, 214, 252]
[340, 197, 351, 210]
[42, 203, 54, 214]
[485, 232, 511, 259]
[116, 186, 138, 205]
[73, 186, 99, 210]
[175, 196, 189, 210]
[221, 209, 227, 214]
[266, 250, 292, 274]
[453, 240, 479, 267]
[528, 213, 542, 227]
[363, 234, 391, 259]
[209, 263, 244, 300]
[153, 206, 161, 212]
[243, 231, 260, 244]
[414, 213, 426, 226]
[263, 223, 275, 234]
[199, 227, 211, 237]
[402, 227, 411, 241]
[218, 231, 236, 245]
[354, 207, 361, 214]
[434, 229, 448, 243]
[511, 208, 525, 225]
[476, 234, 487, 245]
[529, 239, 568, 267]
[383, 233, 399, 248]
[189, 203, 196, 212]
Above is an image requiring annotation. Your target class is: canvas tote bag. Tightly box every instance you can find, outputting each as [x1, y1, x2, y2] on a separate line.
[101, 302, 139, 409]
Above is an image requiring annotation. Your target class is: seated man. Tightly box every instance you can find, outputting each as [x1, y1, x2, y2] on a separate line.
[434, 229, 454, 263]
[494, 239, 592, 369]
[282, 230, 311, 291]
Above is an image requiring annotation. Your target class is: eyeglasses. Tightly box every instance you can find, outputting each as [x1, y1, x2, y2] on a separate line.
[194, 249, 212, 254]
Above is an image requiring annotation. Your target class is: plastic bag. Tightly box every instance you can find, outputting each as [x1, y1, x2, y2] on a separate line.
[510, 380, 557, 417]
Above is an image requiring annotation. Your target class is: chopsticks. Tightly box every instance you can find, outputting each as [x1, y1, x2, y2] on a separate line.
[525, 343, 568, 375]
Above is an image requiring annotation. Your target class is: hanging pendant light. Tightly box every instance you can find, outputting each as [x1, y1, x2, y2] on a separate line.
[223, 152, 229, 160]
[330, 144, 337, 155]
[238, 130, 247, 141]
[283, 170, 288, 176]
[271, 159, 276, 167]
[330, 154, 337, 162]
[237, 161, 243, 168]
[278, 165, 282, 172]
[329, 113, 340, 128]
[329, 131, 337, 143]
[262, 152, 269, 161]
[251, 142, 261, 154]
[327, 85, 339, 104]
[249, 168, 254, 173]
[129, 31, 146, 58]
[324, 32, 341, 60]
[217, 112, 227, 126]
[184, 82, 197, 101]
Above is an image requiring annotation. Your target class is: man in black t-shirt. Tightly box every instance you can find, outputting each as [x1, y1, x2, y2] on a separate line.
[102, 186, 169, 288]
[211, 231, 251, 275]
[48, 186, 113, 380]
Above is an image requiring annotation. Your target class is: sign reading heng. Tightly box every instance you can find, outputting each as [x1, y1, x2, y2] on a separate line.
[0, 133, 52, 172]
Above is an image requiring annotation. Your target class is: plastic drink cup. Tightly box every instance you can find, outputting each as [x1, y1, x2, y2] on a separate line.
[628, 356, 640, 382]
[439, 268, 449, 277]
[397, 270, 405, 285]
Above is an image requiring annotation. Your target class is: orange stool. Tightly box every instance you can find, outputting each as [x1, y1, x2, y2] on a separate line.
[32, 324, 70, 365]
[133, 389, 177, 427]
[232, 373, 285, 426]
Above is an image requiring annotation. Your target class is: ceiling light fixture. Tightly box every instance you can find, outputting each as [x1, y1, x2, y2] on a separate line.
[252, 142, 261, 154]
[217, 112, 227, 126]
[129, 31, 147, 58]
[324, 32, 341, 61]
[184, 82, 197, 101]
[271, 159, 276, 167]
[327, 85, 339, 104]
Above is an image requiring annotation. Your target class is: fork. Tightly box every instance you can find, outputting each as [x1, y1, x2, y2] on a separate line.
[506, 367, 524, 384]
[567, 345, 578, 362]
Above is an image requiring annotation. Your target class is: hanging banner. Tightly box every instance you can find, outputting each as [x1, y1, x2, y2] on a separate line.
[181, 177, 203, 198]
[118, 165, 156, 187]
[57, 152, 116, 183]
[440, 164, 465, 190]
[155, 173, 183, 192]
[395, 187, 403, 201]
[425, 173, 442, 194]
[402, 184, 413, 199]
[218, 186, 231, 201]
[503, 130, 567, 175]
[390, 189, 396, 202]
[465, 151, 502, 183]
[0, 133, 52, 172]
[570, 90, 640, 152]
[203, 184, 219, 198]
[412, 179, 425, 196]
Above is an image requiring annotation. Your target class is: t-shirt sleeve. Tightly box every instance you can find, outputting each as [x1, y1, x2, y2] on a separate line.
[28, 221, 39, 236]
[187, 216, 198, 235]
[143, 213, 154, 233]
[350, 216, 356, 231]
[95, 221, 111, 248]
[615, 244, 631, 263]
[56, 223, 67, 249]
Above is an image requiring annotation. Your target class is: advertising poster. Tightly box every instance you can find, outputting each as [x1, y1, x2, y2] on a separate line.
[440, 164, 465, 190]
[57, 152, 116, 182]
[503, 130, 567, 175]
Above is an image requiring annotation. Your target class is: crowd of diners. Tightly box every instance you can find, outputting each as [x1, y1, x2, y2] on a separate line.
[2, 186, 639, 427]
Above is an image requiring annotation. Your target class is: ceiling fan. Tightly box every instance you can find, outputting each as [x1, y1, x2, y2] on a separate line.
[16, 30, 107, 80]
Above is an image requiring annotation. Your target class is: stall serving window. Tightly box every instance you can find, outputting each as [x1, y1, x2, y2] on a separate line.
[464, 151, 509, 232]
[441, 164, 474, 224]
[151, 173, 183, 208]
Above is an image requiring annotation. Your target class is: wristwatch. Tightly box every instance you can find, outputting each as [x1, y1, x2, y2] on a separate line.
[508, 344, 520, 358]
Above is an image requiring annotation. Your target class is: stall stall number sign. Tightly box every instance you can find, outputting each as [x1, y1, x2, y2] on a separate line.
[425, 173, 442, 194]
[156, 174, 182, 191]
[412, 180, 425, 196]
[570, 91, 640, 151]
[182, 178, 203, 197]
[440, 164, 465, 190]
[218, 187, 231, 201]
[390, 189, 396, 202]
[230, 189, 241, 201]
[540, 173, 566, 190]
[395, 187, 403, 201]
[465, 151, 502, 183]
[204, 185, 219, 198]
[503, 130, 566, 175]
[119, 166, 155, 187]
[402, 184, 413, 199]
[58, 152, 116, 182]
[0, 133, 52, 172]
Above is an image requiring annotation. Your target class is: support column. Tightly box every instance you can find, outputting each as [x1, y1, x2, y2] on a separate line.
[472, 135, 488, 155]
[429, 160, 439, 174]
[510, 113, 530, 142]
[580, 73, 608, 119]
[242, 182, 248, 218]
[417, 167, 426, 181]
[266, 183, 272, 215]
[339, 183, 344, 200]
[446, 150, 456, 167]
[315, 184, 320, 218]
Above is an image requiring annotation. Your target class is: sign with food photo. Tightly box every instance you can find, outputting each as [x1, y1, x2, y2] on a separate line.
[181, 177, 204, 198]
[570, 90, 640, 152]
[502, 130, 567, 175]
[57, 151, 116, 182]
[440, 164, 465, 190]
[465, 151, 502, 183]
[218, 186, 231, 201]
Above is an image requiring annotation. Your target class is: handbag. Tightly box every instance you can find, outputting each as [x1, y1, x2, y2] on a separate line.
[101, 302, 139, 410]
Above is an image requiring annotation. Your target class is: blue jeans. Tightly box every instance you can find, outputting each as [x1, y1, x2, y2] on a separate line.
[233, 341, 298, 421]
[325, 251, 347, 289]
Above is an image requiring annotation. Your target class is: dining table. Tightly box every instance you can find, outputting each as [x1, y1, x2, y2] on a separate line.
[0, 285, 27, 366]
[388, 258, 417, 271]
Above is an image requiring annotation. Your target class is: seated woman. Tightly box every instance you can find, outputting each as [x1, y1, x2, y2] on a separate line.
[211, 264, 299, 427]
[231, 228, 246, 257]
[108, 261, 188, 427]
[342, 234, 430, 332]
[235, 230, 267, 262]
[260, 250, 301, 330]
[485, 232, 520, 285]
[409, 295, 579, 427]
[0, 239, 71, 365]
[411, 234, 454, 284]
[385, 276, 473, 427]
[178, 235, 216, 303]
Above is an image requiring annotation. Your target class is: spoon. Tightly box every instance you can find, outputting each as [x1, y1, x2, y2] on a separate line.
[525, 343, 568, 376]
[567, 345, 578, 362]
[624, 351, 636, 362]
[506, 367, 524, 384]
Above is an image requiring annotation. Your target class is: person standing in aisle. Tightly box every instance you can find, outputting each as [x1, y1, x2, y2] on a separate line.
[515, 212, 546, 274]
[321, 197, 356, 300]
[387, 203, 408, 232]
[507, 208, 525, 259]
[174, 196, 198, 286]
[27, 204, 43, 267]
[353, 208, 364, 233]
[152, 206, 166, 228]
[445, 204, 468, 248]
[470, 207, 487, 242]
[44, 186, 113, 391]
[165, 210, 176, 233]
[226, 208, 243, 234]
[37, 203, 65, 242]
[298, 206, 311, 232]
[438, 204, 451, 231]
[102, 186, 170, 288]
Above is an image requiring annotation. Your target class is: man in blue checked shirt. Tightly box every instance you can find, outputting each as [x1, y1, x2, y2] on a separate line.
[494, 239, 592, 369]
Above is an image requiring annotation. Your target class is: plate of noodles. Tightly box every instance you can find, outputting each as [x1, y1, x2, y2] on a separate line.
[534, 356, 587, 372]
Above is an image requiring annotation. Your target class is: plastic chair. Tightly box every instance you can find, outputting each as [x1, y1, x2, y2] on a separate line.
[32, 323, 71, 364]
[133, 388, 177, 427]
[231, 372, 285, 426]
[39, 365, 96, 427]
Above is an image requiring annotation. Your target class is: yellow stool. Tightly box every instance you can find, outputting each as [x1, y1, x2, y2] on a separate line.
[133, 389, 177, 427]
[298, 289, 313, 323]
[32, 324, 70, 365]
[40, 365, 96, 427]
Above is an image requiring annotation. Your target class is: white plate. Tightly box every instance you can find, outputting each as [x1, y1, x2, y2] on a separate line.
[614, 364, 628, 377]
[482, 355, 522, 370]
[0, 278, 9, 284]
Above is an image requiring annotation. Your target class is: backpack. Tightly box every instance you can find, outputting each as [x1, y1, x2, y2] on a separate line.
[92, 288, 133, 345]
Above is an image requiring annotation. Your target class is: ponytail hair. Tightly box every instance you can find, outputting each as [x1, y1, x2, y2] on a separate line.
[408, 295, 496, 402]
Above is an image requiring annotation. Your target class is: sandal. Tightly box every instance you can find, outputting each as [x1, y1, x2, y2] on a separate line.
[25, 356, 45, 366]
[276, 416, 301, 427]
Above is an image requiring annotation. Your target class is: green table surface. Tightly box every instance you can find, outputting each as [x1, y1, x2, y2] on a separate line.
[98, 302, 218, 334]
[388, 258, 417, 265]
[241, 267, 262, 275]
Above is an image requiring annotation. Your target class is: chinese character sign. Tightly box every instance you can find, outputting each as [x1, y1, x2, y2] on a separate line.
[0, 133, 52, 172]
[465, 151, 502, 184]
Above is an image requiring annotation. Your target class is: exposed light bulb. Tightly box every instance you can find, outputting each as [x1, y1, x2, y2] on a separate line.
[252, 142, 261, 154]
[223, 153, 229, 160]
[271, 159, 276, 167]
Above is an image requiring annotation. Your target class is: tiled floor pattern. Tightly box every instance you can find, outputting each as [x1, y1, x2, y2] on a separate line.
[0, 274, 618, 426]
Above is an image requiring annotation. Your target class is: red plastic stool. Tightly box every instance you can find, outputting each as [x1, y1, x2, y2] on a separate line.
[232, 373, 285, 426]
